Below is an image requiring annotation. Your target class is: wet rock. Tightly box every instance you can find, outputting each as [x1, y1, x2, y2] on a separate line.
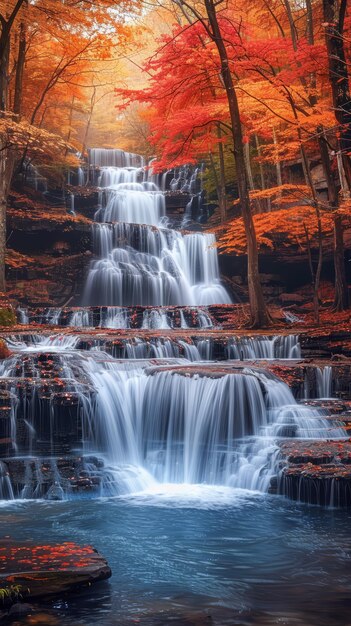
[280, 293, 306, 305]
[0, 543, 111, 608]
[277, 440, 351, 506]
[0, 455, 106, 499]
[331, 353, 350, 361]
[8, 602, 34, 617]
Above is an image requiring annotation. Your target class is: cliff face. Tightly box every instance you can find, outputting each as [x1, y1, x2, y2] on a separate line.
[6, 189, 92, 307]
[216, 205, 351, 308]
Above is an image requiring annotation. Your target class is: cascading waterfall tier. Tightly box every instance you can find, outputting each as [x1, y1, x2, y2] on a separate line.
[226, 335, 301, 360]
[83, 148, 231, 306]
[18, 305, 215, 330]
[89, 148, 144, 169]
[8, 332, 302, 362]
[0, 334, 346, 500]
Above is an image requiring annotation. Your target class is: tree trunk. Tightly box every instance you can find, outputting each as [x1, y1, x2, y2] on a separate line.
[273, 127, 282, 188]
[0, 30, 11, 294]
[255, 135, 269, 212]
[333, 213, 349, 310]
[0, 0, 26, 293]
[217, 124, 227, 222]
[255, 135, 265, 191]
[0, 31, 10, 112]
[13, 19, 26, 116]
[318, 128, 348, 310]
[0, 153, 7, 293]
[209, 151, 226, 223]
[0, 148, 15, 292]
[323, 0, 351, 183]
[81, 87, 96, 158]
[244, 137, 264, 213]
[303, 222, 320, 324]
[204, 0, 271, 327]
[65, 95, 75, 157]
[244, 139, 254, 191]
[0, 0, 26, 109]
[318, 128, 338, 206]
[323, 0, 350, 310]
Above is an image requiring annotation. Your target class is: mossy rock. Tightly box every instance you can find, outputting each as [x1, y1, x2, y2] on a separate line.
[0, 308, 16, 327]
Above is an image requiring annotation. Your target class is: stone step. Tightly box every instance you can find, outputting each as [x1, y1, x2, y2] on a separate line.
[272, 439, 351, 506]
[18, 304, 222, 329]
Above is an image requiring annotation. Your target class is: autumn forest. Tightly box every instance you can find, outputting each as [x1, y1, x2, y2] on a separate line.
[1, 1, 351, 625]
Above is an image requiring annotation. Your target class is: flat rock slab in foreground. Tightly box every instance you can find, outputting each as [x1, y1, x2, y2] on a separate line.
[0, 542, 111, 607]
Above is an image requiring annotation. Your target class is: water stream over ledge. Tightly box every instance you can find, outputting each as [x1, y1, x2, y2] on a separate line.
[83, 156, 231, 306]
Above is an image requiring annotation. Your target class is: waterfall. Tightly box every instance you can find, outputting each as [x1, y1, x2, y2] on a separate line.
[21, 306, 215, 330]
[0, 334, 346, 499]
[303, 365, 334, 399]
[84, 226, 231, 306]
[9, 330, 303, 363]
[196, 339, 213, 360]
[3, 147, 344, 504]
[69, 310, 93, 328]
[94, 185, 165, 225]
[17, 307, 29, 324]
[84, 149, 231, 307]
[70, 193, 75, 215]
[0, 462, 14, 500]
[67, 360, 346, 488]
[6, 334, 80, 351]
[142, 309, 171, 329]
[181, 193, 204, 227]
[226, 335, 301, 360]
[45, 308, 62, 325]
[78, 167, 85, 186]
[197, 310, 213, 328]
[89, 148, 144, 168]
[26, 162, 48, 193]
[169, 165, 200, 193]
[316, 366, 333, 398]
[182, 198, 193, 228]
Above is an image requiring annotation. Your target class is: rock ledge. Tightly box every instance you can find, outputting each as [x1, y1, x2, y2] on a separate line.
[0, 542, 111, 608]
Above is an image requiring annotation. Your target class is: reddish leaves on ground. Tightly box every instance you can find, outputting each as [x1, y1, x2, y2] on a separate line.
[0, 543, 97, 575]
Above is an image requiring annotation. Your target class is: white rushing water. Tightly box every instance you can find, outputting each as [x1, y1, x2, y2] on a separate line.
[84, 362, 345, 491]
[5, 334, 80, 352]
[21, 305, 215, 330]
[226, 335, 301, 360]
[90, 148, 145, 169]
[9, 329, 302, 362]
[83, 150, 231, 306]
[316, 366, 333, 398]
[0, 338, 346, 499]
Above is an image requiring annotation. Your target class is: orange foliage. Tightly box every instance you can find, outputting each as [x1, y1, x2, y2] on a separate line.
[1, 0, 142, 179]
[5, 250, 35, 271]
[116, 0, 338, 177]
[216, 206, 346, 255]
[0, 340, 11, 359]
[8, 192, 90, 226]
[0, 543, 98, 573]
